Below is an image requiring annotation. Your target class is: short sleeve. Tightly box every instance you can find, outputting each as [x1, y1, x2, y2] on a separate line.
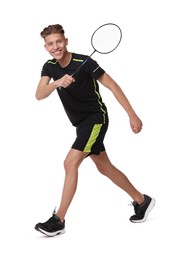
[41, 62, 52, 78]
[85, 58, 105, 79]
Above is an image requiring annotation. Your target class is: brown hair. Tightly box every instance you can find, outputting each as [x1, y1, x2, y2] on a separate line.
[40, 24, 65, 39]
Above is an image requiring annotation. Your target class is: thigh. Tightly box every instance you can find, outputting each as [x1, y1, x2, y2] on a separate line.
[64, 148, 89, 168]
[72, 122, 108, 155]
[90, 151, 111, 166]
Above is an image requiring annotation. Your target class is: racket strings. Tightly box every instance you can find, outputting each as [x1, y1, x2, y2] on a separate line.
[91, 23, 122, 54]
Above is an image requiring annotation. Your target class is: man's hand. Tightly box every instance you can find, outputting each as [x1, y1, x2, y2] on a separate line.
[129, 114, 143, 134]
[57, 74, 75, 88]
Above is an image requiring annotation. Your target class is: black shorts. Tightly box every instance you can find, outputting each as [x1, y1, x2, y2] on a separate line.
[72, 120, 108, 155]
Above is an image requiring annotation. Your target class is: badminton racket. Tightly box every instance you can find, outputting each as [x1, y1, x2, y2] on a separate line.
[72, 23, 122, 76]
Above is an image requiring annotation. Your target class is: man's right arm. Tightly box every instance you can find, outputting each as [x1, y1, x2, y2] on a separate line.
[35, 76, 59, 100]
[35, 75, 75, 100]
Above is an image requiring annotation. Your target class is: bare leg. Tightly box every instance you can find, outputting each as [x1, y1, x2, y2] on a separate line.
[90, 151, 144, 204]
[56, 149, 88, 221]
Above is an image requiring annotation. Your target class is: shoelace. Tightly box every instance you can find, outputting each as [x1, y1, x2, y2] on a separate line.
[53, 207, 56, 215]
[128, 201, 135, 206]
[44, 215, 57, 225]
[128, 201, 139, 214]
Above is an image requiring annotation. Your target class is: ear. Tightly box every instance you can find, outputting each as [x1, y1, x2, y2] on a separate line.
[65, 38, 68, 46]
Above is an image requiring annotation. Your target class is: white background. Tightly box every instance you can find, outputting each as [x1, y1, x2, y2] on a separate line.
[0, 0, 169, 259]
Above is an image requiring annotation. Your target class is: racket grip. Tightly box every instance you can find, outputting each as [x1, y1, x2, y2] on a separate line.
[71, 56, 91, 77]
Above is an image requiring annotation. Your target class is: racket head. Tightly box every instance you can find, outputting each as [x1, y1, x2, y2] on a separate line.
[91, 23, 122, 54]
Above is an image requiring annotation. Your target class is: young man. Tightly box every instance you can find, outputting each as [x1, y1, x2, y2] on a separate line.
[35, 24, 155, 237]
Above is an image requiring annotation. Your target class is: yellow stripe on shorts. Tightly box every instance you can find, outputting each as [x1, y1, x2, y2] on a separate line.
[83, 124, 102, 153]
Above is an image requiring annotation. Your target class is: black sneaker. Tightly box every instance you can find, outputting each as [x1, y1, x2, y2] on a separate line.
[35, 212, 65, 237]
[130, 194, 155, 223]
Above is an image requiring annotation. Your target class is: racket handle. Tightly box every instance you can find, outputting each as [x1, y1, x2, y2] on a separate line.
[72, 50, 96, 77]
[71, 57, 89, 76]
[59, 50, 96, 90]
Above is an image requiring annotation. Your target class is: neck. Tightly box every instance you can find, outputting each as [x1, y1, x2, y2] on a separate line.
[59, 52, 72, 68]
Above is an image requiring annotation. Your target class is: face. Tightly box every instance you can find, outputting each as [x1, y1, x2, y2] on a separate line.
[44, 33, 68, 61]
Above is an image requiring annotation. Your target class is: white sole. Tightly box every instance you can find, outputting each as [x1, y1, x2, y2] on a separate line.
[131, 198, 156, 223]
[38, 228, 65, 237]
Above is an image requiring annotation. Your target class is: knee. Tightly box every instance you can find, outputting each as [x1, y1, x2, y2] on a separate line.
[95, 161, 107, 175]
[64, 157, 79, 172]
[64, 157, 72, 172]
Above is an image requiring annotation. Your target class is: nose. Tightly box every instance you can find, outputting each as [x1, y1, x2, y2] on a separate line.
[53, 42, 59, 49]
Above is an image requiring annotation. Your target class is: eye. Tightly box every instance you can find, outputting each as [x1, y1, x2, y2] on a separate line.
[47, 42, 53, 46]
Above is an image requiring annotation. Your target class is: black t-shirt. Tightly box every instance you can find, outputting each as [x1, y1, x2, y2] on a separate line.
[41, 53, 108, 126]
